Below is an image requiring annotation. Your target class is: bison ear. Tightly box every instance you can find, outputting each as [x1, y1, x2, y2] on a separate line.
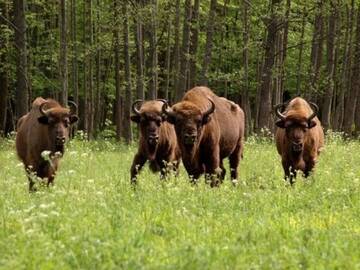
[275, 119, 285, 128]
[202, 115, 212, 125]
[308, 120, 317, 129]
[38, 116, 49, 125]
[130, 115, 141, 123]
[70, 115, 79, 124]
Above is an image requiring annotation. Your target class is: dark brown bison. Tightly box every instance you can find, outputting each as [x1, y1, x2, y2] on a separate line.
[130, 99, 181, 183]
[162, 86, 245, 187]
[274, 97, 324, 184]
[16, 97, 78, 191]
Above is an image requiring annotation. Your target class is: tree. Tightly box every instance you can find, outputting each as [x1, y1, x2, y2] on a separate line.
[59, 0, 68, 106]
[14, 0, 29, 120]
[122, 1, 132, 143]
[134, 0, 145, 100]
[175, 0, 192, 101]
[199, 0, 217, 86]
[0, 1, 9, 135]
[257, 0, 282, 133]
[188, 0, 200, 88]
[114, 0, 122, 141]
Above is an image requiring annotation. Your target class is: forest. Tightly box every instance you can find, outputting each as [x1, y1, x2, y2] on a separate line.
[1, 0, 360, 140]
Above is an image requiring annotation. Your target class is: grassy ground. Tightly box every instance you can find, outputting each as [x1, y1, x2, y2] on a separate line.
[0, 134, 359, 269]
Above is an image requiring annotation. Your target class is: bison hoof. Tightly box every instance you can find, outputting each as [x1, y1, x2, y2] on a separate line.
[231, 179, 238, 186]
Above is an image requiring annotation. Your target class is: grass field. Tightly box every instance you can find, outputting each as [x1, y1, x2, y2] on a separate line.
[0, 134, 359, 269]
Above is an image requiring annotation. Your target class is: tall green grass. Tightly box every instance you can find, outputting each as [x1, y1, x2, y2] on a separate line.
[0, 134, 359, 269]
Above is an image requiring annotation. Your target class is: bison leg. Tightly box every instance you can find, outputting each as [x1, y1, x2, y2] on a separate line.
[204, 147, 221, 187]
[304, 159, 315, 178]
[219, 160, 226, 181]
[130, 153, 147, 184]
[282, 160, 294, 184]
[229, 144, 242, 185]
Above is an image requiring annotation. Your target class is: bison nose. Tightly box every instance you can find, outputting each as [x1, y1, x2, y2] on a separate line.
[55, 136, 66, 145]
[292, 142, 303, 152]
[148, 134, 159, 145]
[184, 133, 197, 145]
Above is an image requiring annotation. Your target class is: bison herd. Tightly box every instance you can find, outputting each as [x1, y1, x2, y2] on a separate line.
[14, 87, 325, 191]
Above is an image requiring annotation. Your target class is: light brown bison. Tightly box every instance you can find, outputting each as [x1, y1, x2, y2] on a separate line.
[274, 97, 324, 184]
[130, 99, 181, 183]
[16, 97, 78, 191]
[162, 86, 245, 187]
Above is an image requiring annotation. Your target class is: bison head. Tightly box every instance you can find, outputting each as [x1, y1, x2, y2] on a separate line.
[37, 101, 78, 153]
[275, 102, 318, 153]
[162, 99, 215, 149]
[131, 100, 168, 155]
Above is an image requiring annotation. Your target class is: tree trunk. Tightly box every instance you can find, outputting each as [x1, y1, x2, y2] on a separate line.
[279, 0, 290, 95]
[175, 0, 192, 101]
[135, 1, 145, 100]
[0, 1, 9, 135]
[188, 0, 200, 88]
[343, 5, 360, 135]
[122, 2, 132, 143]
[241, 0, 251, 136]
[164, 16, 171, 100]
[71, 0, 79, 112]
[114, 0, 122, 141]
[172, 0, 181, 101]
[307, 0, 324, 97]
[94, 0, 101, 136]
[321, 2, 337, 130]
[199, 0, 217, 86]
[14, 0, 29, 120]
[148, 0, 158, 100]
[59, 0, 68, 106]
[257, 0, 281, 133]
[295, 7, 306, 95]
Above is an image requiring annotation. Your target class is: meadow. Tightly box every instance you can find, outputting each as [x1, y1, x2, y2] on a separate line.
[0, 134, 359, 269]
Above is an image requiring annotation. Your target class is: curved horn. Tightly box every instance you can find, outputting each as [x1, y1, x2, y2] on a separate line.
[132, 100, 143, 115]
[68, 101, 78, 114]
[274, 103, 286, 120]
[203, 98, 215, 117]
[39, 102, 48, 115]
[308, 102, 319, 121]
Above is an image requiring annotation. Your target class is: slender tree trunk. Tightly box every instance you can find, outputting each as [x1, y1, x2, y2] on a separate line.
[135, 1, 145, 100]
[279, 0, 290, 95]
[122, 2, 132, 143]
[257, 0, 281, 133]
[164, 16, 171, 100]
[295, 7, 306, 95]
[59, 0, 68, 106]
[114, 0, 122, 141]
[343, 5, 360, 135]
[241, 0, 251, 136]
[14, 0, 29, 120]
[175, 0, 192, 101]
[307, 0, 324, 97]
[71, 0, 79, 109]
[172, 0, 181, 101]
[148, 0, 158, 99]
[94, 0, 101, 136]
[188, 0, 200, 88]
[321, 2, 337, 130]
[199, 0, 217, 86]
[0, 1, 9, 135]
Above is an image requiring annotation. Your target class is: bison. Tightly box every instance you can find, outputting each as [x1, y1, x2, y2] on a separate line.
[162, 86, 245, 187]
[274, 97, 324, 184]
[16, 97, 78, 191]
[130, 99, 181, 183]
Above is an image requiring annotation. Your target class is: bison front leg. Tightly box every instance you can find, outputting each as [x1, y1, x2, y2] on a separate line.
[130, 153, 147, 184]
[304, 159, 316, 178]
[229, 144, 242, 185]
[282, 160, 295, 184]
[204, 147, 221, 187]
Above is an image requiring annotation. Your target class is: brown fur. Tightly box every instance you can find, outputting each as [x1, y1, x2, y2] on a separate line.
[16, 97, 78, 191]
[275, 97, 324, 183]
[166, 86, 245, 186]
[130, 100, 181, 183]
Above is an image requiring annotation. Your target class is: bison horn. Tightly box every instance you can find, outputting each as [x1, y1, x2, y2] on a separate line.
[132, 100, 143, 115]
[68, 101, 78, 114]
[39, 102, 48, 115]
[308, 102, 319, 121]
[274, 103, 286, 120]
[203, 98, 215, 117]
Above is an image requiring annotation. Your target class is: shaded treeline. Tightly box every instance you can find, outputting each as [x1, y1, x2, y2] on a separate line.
[1, 0, 360, 141]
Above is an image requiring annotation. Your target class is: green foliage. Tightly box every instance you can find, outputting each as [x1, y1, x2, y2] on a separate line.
[0, 136, 359, 268]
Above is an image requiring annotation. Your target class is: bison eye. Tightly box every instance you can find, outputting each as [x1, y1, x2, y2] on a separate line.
[156, 120, 161, 126]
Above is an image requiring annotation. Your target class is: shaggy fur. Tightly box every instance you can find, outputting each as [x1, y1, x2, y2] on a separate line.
[275, 97, 324, 183]
[16, 97, 78, 191]
[165, 86, 245, 187]
[130, 100, 180, 183]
